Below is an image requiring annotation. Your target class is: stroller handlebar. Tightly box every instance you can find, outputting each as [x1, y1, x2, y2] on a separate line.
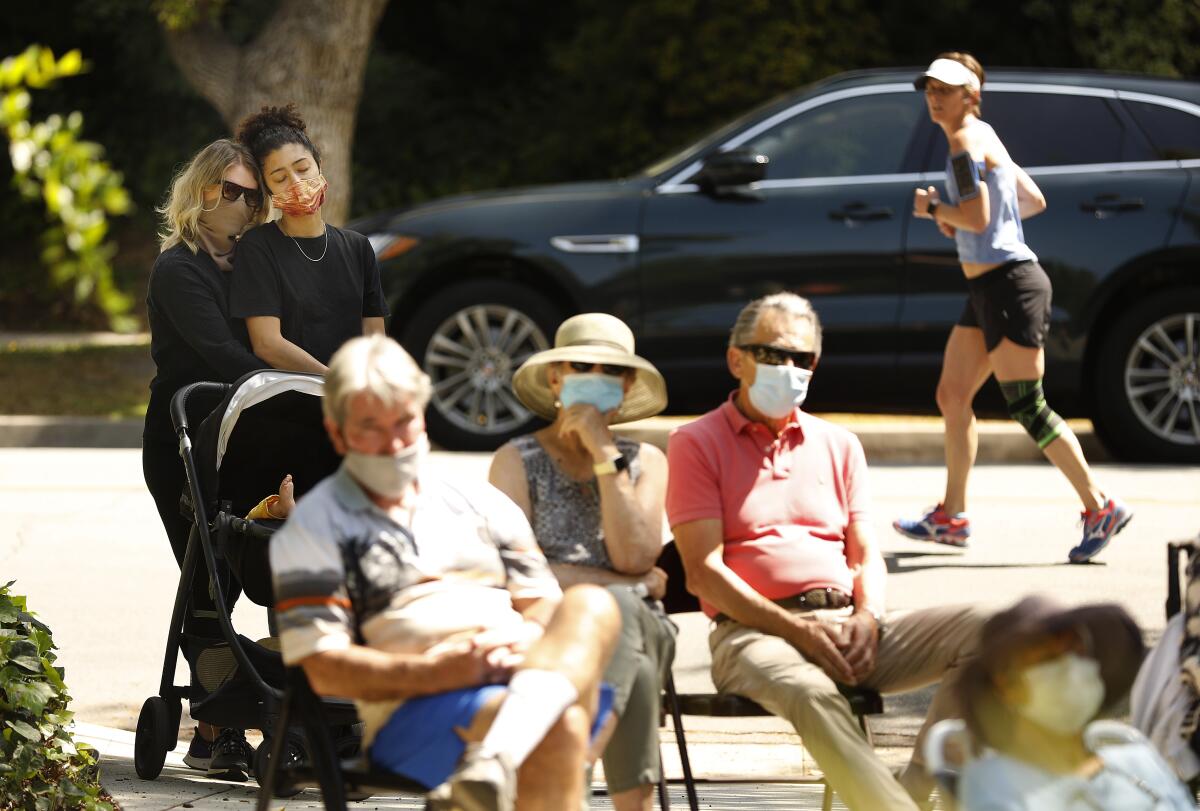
[171, 381, 232, 438]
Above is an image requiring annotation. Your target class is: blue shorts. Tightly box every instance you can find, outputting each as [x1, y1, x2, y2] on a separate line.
[369, 682, 615, 789]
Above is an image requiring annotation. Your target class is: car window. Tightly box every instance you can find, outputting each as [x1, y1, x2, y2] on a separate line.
[740, 93, 924, 179]
[1124, 100, 1200, 160]
[925, 91, 1155, 169]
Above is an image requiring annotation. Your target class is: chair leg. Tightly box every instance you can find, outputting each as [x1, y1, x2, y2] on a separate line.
[256, 689, 292, 811]
[821, 781, 834, 811]
[656, 743, 670, 810]
[663, 672, 698, 811]
[299, 693, 347, 811]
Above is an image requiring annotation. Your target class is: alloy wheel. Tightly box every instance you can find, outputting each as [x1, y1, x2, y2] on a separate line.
[1123, 312, 1200, 447]
[424, 304, 550, 435]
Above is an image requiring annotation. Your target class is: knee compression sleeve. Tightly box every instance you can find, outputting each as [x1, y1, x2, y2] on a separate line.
[1000, 379, 1064, 448]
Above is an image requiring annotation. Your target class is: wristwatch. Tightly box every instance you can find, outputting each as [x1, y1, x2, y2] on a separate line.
[593, 453, 630, 476]
[927, 199, 940, 219]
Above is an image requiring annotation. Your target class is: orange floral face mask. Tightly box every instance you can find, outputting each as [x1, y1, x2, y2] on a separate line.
[271, 174, 328, 217]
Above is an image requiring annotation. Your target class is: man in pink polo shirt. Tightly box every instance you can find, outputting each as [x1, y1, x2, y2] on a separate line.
[666, 292, 984, 811]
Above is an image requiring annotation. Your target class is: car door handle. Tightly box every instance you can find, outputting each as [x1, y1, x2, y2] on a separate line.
[1080, 195, 1145, 218]
[828, 202, 893, 224]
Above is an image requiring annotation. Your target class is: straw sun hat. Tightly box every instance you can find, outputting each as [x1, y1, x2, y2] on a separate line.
[511, 313, 668, 424]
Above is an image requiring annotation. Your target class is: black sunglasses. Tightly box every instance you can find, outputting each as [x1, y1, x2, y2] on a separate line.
[567, 360, 631, 376]
[738, 344, 817, 370]
[221, 180, 264, 210]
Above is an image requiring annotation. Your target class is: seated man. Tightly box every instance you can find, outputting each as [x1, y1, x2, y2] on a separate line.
[666, 292, 985, 811]
[270, 335, 619, 811]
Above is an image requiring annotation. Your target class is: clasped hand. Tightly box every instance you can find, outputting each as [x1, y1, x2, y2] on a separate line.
[424, 621, 545, 688]
[789, 612, 879, 685]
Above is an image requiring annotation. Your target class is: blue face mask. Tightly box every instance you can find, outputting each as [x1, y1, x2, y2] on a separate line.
[747, 362, 812, 419]
[559, 373, 625, 414]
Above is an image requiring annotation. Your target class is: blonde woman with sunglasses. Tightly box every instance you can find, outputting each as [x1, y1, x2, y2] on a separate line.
[143, 138, 269, 780]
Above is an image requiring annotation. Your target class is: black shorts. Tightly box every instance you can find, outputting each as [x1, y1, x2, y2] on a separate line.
[957, 260, 1052, 351]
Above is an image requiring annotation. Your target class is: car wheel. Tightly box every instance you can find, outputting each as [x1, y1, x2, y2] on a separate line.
[1092, 288, 1200, 463]
[401, 281, 561, 451]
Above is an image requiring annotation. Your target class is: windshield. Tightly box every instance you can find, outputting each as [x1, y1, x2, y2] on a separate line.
[638, 88, 803, 179]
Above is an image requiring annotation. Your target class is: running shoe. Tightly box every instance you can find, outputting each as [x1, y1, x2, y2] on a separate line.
[207, 727, 255, 781]
[1069, 496, 1132, 563]
[893, 504, 971, 547]
[182, 727, 214, 771]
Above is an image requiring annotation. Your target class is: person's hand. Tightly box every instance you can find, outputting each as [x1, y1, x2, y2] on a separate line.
[785, 618, 856, 684]
[834, 612, 880, 683]
[913, 186, 940, 218]
[558, 403, 617, 460]
[471, 621, 544, 656]
[937, 220, 956, 238]
[425, 639, 509, 689]
[640, 566, 668, 600]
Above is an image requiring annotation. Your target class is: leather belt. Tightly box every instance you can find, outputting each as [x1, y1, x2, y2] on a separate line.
[714, 587, 853, 624]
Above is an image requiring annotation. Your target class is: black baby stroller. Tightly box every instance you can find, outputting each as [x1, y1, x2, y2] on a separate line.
[133, 369, 353, 785]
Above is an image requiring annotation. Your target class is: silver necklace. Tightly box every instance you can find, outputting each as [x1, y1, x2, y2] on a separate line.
[284, 223, 328, 262]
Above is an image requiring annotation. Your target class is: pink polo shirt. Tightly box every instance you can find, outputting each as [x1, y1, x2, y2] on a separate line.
[665, 396, 870, 618]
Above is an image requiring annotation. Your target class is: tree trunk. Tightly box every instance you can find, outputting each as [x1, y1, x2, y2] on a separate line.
[162, 0, 390, 225]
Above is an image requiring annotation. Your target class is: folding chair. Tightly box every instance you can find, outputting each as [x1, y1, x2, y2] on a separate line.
[655, 541, 885, 811]
[254, 666, 427, 811]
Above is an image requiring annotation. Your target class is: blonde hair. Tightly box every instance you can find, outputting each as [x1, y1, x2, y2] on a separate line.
[938, 51, 985, 113]
[729, 292, 823, 355]
[324, 336, 432, 428]
[157, 139, 266, 253]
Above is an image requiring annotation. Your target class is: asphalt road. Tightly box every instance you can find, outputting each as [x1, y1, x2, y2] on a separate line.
[2, 448, 1195, 733]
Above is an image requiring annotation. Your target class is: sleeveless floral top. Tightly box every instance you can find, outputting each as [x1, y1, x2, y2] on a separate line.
[511, 433, 642, 571]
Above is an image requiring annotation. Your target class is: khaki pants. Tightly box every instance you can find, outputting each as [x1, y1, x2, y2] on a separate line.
[710, 604, 986, 811]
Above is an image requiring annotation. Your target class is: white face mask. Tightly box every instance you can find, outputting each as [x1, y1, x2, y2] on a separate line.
[1014, 653, 1105, 734]
[747, 362, 812, 419]
[342, 435, 428, 499]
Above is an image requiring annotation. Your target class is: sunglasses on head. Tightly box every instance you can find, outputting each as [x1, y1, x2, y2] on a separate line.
[738, 344, 817, 370]
[567, 360, 631, 376]
[220, 179, 264, 210]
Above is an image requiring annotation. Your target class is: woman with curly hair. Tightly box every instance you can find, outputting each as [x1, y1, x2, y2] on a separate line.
[232, 105, 388, 373]
[143, 137, 268, 780]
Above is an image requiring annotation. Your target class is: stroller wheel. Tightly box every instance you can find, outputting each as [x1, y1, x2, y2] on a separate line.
[256, 733, 307, 798]
[134, 697, 171, 779]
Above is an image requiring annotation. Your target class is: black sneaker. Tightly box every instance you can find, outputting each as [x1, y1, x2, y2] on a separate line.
[208, 728, 255, 781]
[182, 727, 214, 771]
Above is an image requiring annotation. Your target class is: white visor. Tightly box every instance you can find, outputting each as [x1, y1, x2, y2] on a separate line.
[914, 58, 981, 92]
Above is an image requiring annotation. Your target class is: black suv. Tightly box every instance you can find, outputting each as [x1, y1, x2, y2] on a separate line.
[351, 68, 1200, 461]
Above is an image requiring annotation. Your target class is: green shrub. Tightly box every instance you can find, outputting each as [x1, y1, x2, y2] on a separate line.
[0, 581, 114, 810]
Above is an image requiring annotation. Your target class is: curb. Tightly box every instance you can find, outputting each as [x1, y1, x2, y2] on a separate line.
[0, 414, 1108, 463]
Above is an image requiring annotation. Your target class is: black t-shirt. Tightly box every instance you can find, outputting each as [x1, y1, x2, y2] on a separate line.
[144, 244, 265, 443]
[229, 222, 390, 365]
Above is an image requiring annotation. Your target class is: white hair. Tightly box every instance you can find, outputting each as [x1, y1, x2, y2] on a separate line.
[323, 335, 431, 427]
[729, 292, 823, 354]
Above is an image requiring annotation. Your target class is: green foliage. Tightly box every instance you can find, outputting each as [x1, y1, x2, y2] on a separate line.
[0, 45, 134, 331]
[0, 581, 113, 811]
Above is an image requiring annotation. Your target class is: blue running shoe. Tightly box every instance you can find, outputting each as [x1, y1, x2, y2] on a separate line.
[893, 504, 971, 547]
[1069, 497, 1132, 563]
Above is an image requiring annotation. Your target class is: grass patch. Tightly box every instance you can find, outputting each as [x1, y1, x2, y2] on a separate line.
[0, 343, 152, 417]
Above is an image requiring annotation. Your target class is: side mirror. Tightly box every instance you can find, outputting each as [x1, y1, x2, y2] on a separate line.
[698, 149, 768, 197]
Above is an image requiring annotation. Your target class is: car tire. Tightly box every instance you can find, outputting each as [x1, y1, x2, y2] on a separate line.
[400, 280, 561, 451]
[1092, 288, 1200, 463]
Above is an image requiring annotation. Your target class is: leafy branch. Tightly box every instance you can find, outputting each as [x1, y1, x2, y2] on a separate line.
[0, 46, 134, 331]
[0, 580, 114, 809]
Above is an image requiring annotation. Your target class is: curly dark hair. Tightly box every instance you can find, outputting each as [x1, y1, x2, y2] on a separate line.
[235, 103, 321, 177]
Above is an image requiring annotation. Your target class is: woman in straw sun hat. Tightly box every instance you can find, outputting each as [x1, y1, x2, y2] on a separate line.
[489, 312, 674, 811]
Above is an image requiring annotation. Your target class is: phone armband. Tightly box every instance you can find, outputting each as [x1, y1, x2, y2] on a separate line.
[950, 151, 982, 201]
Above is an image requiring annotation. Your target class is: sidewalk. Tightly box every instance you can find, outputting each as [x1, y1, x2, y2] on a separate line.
[82, 721, 902, 810]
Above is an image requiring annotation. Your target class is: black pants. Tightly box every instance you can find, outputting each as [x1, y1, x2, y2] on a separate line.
[143, 438, 239, 639]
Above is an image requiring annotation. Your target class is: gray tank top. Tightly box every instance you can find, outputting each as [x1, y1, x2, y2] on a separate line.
[511, 433, 642, 571]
